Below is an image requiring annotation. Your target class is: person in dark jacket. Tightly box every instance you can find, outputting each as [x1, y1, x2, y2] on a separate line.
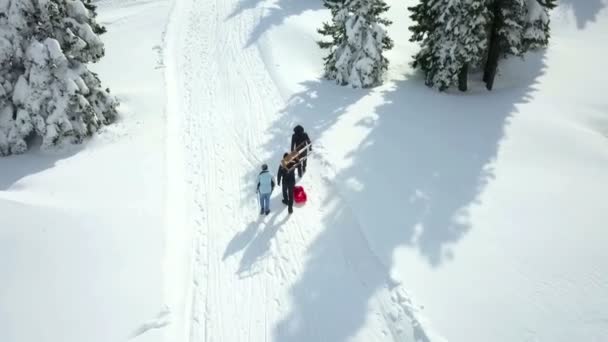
[277, 152, 297, 214]
[291, 125, 312, 178]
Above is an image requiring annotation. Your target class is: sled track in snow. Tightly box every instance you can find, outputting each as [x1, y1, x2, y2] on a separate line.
[166, 0, 303, 339]
[164, 0, 432, 340]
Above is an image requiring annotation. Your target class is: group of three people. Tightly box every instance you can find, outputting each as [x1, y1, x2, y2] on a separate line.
[256, 125, 312, 215]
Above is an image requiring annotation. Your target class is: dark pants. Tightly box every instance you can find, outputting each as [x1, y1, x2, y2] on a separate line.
[282, 181, 295, 209]
[297, 152, 308, 177]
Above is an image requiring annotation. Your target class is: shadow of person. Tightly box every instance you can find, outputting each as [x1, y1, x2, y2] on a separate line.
[222, 217, 264, 261]
[237, 207, 289, 277]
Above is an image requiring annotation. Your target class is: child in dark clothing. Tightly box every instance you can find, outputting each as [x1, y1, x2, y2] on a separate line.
[277, 152, 297, 214]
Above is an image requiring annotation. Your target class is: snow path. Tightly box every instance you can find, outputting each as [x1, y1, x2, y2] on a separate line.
[165, 0, 429, 341]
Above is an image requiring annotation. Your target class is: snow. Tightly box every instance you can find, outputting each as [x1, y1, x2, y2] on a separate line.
[326, 0, 392, 88]
[67, 0, 90, 21]
[2, 0, 608, 342]
[0, 0, 170, 341]
[0, 0, 116, 154]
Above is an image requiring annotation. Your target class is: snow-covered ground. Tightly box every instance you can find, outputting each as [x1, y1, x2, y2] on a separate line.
[2, 0, 608, 341]
[0, 0, 170, 341]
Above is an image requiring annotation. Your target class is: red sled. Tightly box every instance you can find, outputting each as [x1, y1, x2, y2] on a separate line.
[294, 185, 307, 204]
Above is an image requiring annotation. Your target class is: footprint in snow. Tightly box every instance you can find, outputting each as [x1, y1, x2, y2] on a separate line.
[129, 306, 171, 339]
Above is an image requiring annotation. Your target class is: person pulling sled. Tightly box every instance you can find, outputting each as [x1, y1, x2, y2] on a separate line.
[277, 153, 297, 214]
[256, 164, 275, 215]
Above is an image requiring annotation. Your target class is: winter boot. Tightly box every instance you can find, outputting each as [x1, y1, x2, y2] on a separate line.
[265, 210, 270, 215]
[282, 199, 288, 205]
[288, 207, 293, 214]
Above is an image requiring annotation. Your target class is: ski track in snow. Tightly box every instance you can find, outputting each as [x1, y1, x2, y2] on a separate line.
[130, 306, 172, 339]
[165, 0, 429, 340]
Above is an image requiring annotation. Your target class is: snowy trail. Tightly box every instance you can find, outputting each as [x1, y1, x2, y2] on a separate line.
[166, 0, 308, 339]
[164, 0, 425, 340]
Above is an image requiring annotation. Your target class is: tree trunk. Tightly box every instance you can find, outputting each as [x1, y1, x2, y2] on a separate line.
[483, 0, 502, 91]
[458, 63, 468, 92]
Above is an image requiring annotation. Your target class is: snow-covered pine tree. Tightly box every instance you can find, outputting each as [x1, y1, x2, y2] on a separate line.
[409, 0, 556, 92]
[409, 0, 491, 91]
[318, 0, 344, 82]
[522, 0, 556, 50]
[498, 0, 528, 56]
[318, 0, 393, 88]
[483, 0, 557, 90]
[483, 0, 526, 88]
[0, 0, 116, 156]
[408, 0, 440, 85]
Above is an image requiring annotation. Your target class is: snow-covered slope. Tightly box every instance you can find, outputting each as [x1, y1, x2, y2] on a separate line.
[2, 0, 607, 341]
[0, 1, 170, 341]
[167, 0, 608, 340]
[260, 2, 608, 341]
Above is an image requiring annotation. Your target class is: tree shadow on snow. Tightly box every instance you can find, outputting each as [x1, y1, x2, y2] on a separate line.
[226, 0, 324, 47]
[559, 0, 607, 29]
[0, 142, 82, 191]
[270, 52, 547, 341]
[330, 71, 540, 267]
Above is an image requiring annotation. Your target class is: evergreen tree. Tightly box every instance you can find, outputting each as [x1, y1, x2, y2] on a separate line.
[409, 0, 556, 92]
[484, 0, 556, 90]
[318, 0, 344, 82]
[409, 0, 491, 91]
[522, 0, 555, 50]
[0, 0, 117, 156]
[408, 0, 440, 86]
[318, 0, 393, 88]
[498, 0, 528, 56]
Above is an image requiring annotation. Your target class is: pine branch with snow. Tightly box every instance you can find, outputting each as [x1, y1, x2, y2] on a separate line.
[409, 0, 491, 91]
[522, 0, 554, 50]
[0, 0, 117, 156]
[318, 0, 393, 88]
[409, 0, 556, 91]
[493, 0, 554, 57]
[408, 0, 441, 87]
[483, 0, 556, 90]
[496, 0, 528, 57]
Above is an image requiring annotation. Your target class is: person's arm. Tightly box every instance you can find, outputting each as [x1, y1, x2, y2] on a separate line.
[305, 133, 312, 151]
[271, 178, 275, 192]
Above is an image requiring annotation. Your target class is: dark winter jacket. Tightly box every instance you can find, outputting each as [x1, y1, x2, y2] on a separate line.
[291, 125, 312, 154]
[277, 162, 296, 186]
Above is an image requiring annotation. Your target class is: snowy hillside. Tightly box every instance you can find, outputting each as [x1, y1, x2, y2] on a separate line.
[2, 0, 608, 341]
[0, 0, 170, 341]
